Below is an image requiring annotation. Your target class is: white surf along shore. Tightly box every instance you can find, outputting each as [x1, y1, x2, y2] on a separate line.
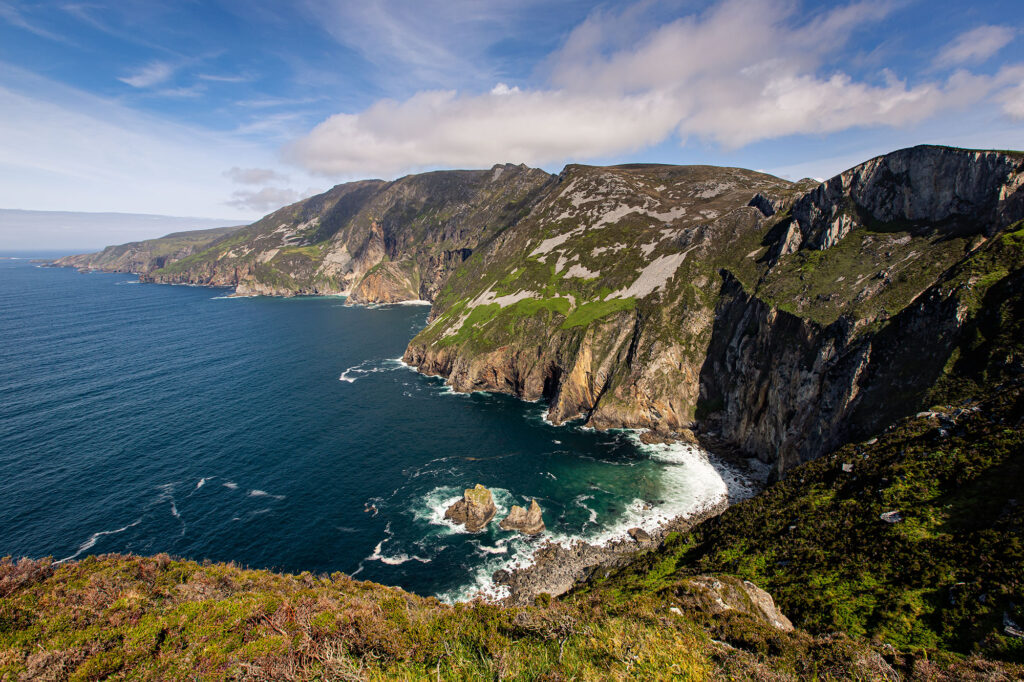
[335, 350, 764, 604]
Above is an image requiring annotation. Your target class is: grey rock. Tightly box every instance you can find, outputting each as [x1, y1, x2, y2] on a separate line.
[499, 499, 545, 535]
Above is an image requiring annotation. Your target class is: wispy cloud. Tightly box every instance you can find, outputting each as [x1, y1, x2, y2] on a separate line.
[0, 1, 69, 43]
[290, 0, 1021, 177]
[119, 60, 175, 88]
[198, 73, 252, 83]
[156, 85, 205, 98]
[935, 25, 1016, 68]
[223, 167, 290, 185]
[226, 186, 303, 212]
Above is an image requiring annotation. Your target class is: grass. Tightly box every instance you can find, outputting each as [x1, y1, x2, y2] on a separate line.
[562, 298, 636, 328]
[585, 382, 1024, 663]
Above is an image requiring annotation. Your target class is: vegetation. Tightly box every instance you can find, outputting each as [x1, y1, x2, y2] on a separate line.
[584, 382, 1024, 665]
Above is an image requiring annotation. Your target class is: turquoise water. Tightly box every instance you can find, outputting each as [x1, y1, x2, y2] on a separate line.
[0, 257, 733, 600]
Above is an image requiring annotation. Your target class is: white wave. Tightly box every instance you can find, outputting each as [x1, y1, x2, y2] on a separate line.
[56, 518, 142, 564]
[365, 539, 432, 566]
[248, 489, 285, 500]
[573, 494, 598, 525]
[440, 437, 752, 605]
[223, 481, 238, 490]
[393, 299, 432, 306]
[415, 485, 517, 535]
[543, 472, 557, 480]
[339, 357, 409, 383]
[475, 539, 509, 555]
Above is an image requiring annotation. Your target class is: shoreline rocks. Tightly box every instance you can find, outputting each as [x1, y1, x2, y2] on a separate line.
[495, 498, 730, 606]
[444, 484, 496, 532]
[499, 499, 545, 535]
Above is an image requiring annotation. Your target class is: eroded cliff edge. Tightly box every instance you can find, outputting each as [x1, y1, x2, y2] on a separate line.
[404, 146, 1024, 477]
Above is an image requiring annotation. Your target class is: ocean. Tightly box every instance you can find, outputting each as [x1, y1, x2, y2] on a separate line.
[0, 257, 739, 600]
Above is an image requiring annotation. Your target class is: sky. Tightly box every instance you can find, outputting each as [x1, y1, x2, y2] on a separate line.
[1, 0, 1022, 243]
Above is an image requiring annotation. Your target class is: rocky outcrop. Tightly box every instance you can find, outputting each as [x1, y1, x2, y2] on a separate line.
[678, 576, 794, 632]
[444, 484, 497, 532]
[788, 145, 1024, 253]
[499, 499, 545, 535]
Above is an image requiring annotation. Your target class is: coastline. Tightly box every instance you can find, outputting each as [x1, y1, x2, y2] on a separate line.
[466, 442, 765, 607]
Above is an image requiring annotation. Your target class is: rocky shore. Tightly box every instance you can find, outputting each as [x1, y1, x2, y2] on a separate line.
[485, 439, 765, 607]
[494, 498, 731, 606]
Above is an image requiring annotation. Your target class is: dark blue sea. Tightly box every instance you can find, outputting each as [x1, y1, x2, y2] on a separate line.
[0, 256, 736, 600]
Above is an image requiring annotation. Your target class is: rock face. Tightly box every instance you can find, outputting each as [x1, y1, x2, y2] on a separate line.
[499, 499, 545, 535]
[444, 484, 497, 532]
[404, 146, 1024, 477]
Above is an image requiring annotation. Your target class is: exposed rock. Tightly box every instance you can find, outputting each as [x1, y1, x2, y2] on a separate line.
[444, 484, 497, 532]
[627, 527, 652, 543]
[499, 499, 545, 535]
[496, 499, 730, 606]
[879, 510, 903, 523]
[679, 576, 794, 632]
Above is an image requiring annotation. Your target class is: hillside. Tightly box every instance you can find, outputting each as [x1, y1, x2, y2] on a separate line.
[139, 164, 553, 300]
[51, 226, 244, 275]
[405, 146, 1024, 477]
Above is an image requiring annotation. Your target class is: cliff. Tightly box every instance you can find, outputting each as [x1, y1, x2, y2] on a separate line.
[405, 146, 1024, 477]
[50, 225, 243, 274]
[137, 164, 553, 302]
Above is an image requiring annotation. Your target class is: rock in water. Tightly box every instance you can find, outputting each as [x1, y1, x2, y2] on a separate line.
[499, 499, 545, 535]
[444, 484, 497, 532]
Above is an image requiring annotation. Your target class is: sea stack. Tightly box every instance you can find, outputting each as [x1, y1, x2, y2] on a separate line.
[499, 499, 545, 535]
[444, 484, 497, 532]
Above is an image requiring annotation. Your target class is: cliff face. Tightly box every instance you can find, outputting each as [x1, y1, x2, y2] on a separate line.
[138, 164, 553, 302]
[56, 147, 1024, 476]
[50, 225, 243, 274]
[405, 146, 1024, 476]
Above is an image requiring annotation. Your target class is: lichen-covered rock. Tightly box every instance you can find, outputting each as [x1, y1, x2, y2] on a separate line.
[444, 484, 497, 532]
[500, 499, 545, 535]
[680, 576, 794, 632]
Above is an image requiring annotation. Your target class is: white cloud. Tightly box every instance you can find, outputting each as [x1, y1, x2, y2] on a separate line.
[119, 60, 175, 88]
[288, 88, 679, 176]
[227, 187, 303, 212]
[936, 25, 1016, 68]
[224, 167, 290, 185]
[291, 0, 1022, 177]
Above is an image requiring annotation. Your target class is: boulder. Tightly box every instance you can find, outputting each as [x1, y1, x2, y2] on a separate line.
[444, 484, 496, 532]
[680, 576, 794, 632]
[500, 499, 545, 535]
[627, 527, 652, 543]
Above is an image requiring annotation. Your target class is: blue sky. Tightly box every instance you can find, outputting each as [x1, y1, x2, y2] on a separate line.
[1, 0, 1022, 224]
